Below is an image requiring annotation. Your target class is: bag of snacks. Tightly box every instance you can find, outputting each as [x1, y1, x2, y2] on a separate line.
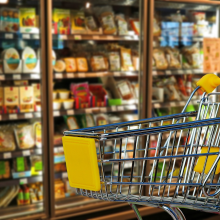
[109, 51, 121, 71]
[63, 58, 77, 72]
[14, 124, 35, 149]
[76, 57, 88, 72]
[0, 125, 16, 152]
[165, 47, 181, 69]
[116, 80, 135, 100]
[115, 14, 128, 35]
[90, 53, 108, 71]
[94, 114, 108, 126]
[120, 47, 134, 71]
[153, 48, 168, 70]
[63, 115, 80, 130]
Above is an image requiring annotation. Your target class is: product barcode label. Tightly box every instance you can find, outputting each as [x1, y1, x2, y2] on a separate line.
[66, 73, 74, 78]
[22, 34, 30, 39]
[5, 34, 13, 39]
[0, 75, 5, 80]
[13, 75, 21, 80]
[74, 35, 82, 40]
[22, 150, 30, 156]
[9, 114, 17, 120]
[67, 110, 74, 115]
[24, 113, 33, 118]
[20, 178, 28, 185]
[62, 172, 68, 179]
[3, 152, 12, 159]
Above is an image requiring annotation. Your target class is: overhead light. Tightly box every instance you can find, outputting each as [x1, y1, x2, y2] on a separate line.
[86, 2, 90, 8]
[0, 0, 8, 3]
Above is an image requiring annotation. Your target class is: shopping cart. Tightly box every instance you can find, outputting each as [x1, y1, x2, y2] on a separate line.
[62, 74, 220, 220]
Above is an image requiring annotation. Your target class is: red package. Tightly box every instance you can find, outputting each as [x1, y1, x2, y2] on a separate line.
[129, 19, 140, 35]
[176, 76, 187, 96]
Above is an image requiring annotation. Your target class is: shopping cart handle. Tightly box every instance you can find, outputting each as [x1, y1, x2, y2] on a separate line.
[197, 74, 220, 94]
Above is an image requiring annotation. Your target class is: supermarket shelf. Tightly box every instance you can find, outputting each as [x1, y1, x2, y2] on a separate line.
[0, 32, 40, 40]
[154, 36, 204, 42]
[0, 203, 44, 220]
[54, 71, 139, 79]
[0, 112, 41, 121]
[0, 73, 40, 80]
[153, 100, 198, 108]
[0, 175, 43, 188]
[0, 149, 42, 160]
[53, 34, 139, 41]
[153, 69, 204, 76]
[53, 105, 137, 117]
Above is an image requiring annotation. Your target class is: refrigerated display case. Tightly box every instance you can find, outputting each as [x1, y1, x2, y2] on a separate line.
[45, 0, 152, 219]
[0, 0, 48, 219]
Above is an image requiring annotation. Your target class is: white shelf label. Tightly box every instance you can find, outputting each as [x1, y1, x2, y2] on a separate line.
[100, 108, 107, 113]
[22, 34, 30, 39]
[93, 35, 100, 40]
[13, 74, 21, 80]
[85, 109, 92, 113]
[24, 113, 33, 118]
[67, 110, 74, 115]
[20, 178, 28, 185]
[22, 150, 30, 156]
[3, 152, 12, 159]
[5, 33, 13, 39]
[33, 34, 39, 39]
[117, 106, 124, 111]
[79, 73, 86, 78]
[31, 74, 40, 79]
[111, 106, 117, 111]
[62, 172, 68, 179]
[58, 147, 64, 152]
[60, 35, 67, 40]
[74, 35, 82, 40]
[9, 114, 17, 120]
[106, 35, 113, 40]
[0, 75, 5, 80]
[114, 72, 121, 77]
[53, 111, 60, 117]
[66, 73, 74, 78]
[56, 73, 62, 79]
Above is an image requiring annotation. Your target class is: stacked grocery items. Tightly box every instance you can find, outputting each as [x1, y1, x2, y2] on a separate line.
[152, 75, 203, 102]
[55, 179, 76, 199]
[52, 6, 139, 35]
[0, 81, 41, 113]
[0, 7, 39, 33]
[0, 47, 40, 74]
[53, 44, 139, 73]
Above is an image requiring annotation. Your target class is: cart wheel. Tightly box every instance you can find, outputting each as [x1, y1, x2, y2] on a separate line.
[161, 205, 186, 220]
[129, 203, 143, 220]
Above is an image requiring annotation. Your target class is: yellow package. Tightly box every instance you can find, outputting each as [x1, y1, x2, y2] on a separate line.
[194, 147, 220, 174]
[120, 47, 134, 71]
[63, 58, 77, 72]
[76, 57, 88, 72]
[153, 48, 168, 70]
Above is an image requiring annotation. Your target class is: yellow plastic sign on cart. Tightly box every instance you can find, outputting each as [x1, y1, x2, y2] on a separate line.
[62, 136, 101, 191]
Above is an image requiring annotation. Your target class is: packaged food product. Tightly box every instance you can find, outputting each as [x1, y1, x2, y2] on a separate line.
[120, 47, 134, 71]
[76, 57, 88, 72]
[0, 161, 10, 179]
[32, 83, 41, 104]
[3, 48, 20, 70]
[23, 185, 30, 205]
[0, 87, 3, 113]
[63, 58, 77, 72]
[116, 80, 134, 100]
[36, 185, 43, 201]
[129, 19, 140, 35]
[94, 114, 108, 126]
[17, 187, 24, 206]
[0, 8, 19, 32]
[30, 156, 42, 171]
[54, 163, 66, 172]
[109, 51, 121, 71]
[19, 8, 36, 31]
[115, 14, 128, 35]
[0, 185, 19, 207]
[53, 60, 66, 73]
[94, 6, 117, 35]
[175, 76, 188, 97]
[63, 115, 80, 130]
[165, 47, 181, 69]
[52, 50, 56, 66]
[89, 84, 107, 107]
[54, 179, 65, 199]
[52, 9, 71, 35]
[0, 125, 16, 152]
[4, 87, 19, 113]
[90, 54, 108, 71]
[19, 86, 34, 113]
[84, 114, 95, 127]
[22, 47, 37, 70]
[53, 100, 62, 110]
[153, 48, 168, 70]
[29, 186, 38, 203]
[132, 50, 139, 71]
[14, 80, 28, 86]
[71, 10, 86, 33]
[63, 99, 74, 110]
[64, 179, 76, 196]
[153, 17, 161, 36]
[14, 124, 35, 149]
[85, 16, 99, 32]
[57, 89, 70, 99]
[53, 91, 57, 100]
[34, 122, 42, 148]
[13, 157, 29, 172]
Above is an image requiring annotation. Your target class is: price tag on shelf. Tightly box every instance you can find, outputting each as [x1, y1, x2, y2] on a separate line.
[111, 106, 117, 111]
[60, 35, 67, 40]
[53, 111, 60, 117]
[85, 109, 92, 113]
[13, 74, 21, 80]
[106, 35, 114, 40]
[33, 34, 39, 39]
[31, 74, 40, 79]
[24, 113, 33, 119]
[5, 33, 13, 39]
[56, 73, 63, 79]
[79, 73, 86, 78]
[117, 106, 124, 111]
[67, 110, 74, 115]
[20, 178, 28, 185]
[22, 34, 30, 39]
[35, 112, 41, 118]
[62, 172, 68, 179]
[93, 35, 100, 40]
[0, 75, 5, 80]
[66, 73, 74, 78]
[58, 147, 64, 152]
[3, 152, 12, 159]
[22, 150, 30, 156]
[9, 114, 17, 120]
[165, 70, 172, 75]
[113, 72, 121, 77]
[74, 35, 82, 40]
[100, 108, 107, 113]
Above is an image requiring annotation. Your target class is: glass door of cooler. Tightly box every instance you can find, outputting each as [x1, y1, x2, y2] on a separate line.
[148, 0, 220, 198]
[0, 0, 48, 219]
[47, 0, 144, 218]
